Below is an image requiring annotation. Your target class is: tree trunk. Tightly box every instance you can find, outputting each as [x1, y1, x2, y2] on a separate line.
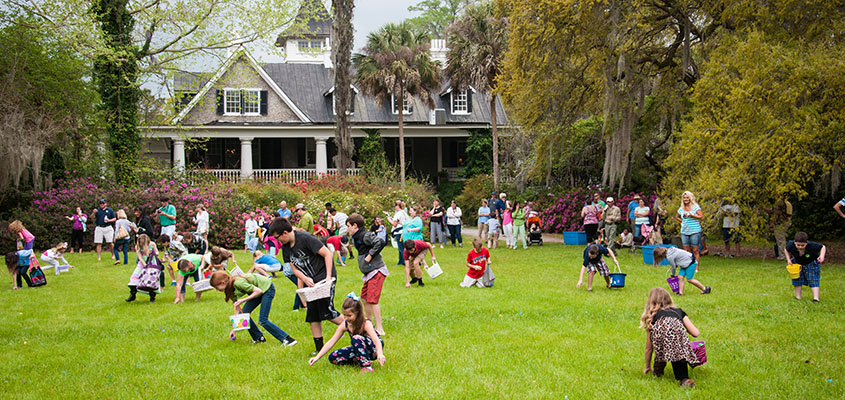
[491, 95, 499, 191]
[332, 0, 355, 176]
[398, 90, 406, 189]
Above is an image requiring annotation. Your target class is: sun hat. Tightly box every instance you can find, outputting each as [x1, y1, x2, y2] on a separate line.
[294, 203, 305, 211]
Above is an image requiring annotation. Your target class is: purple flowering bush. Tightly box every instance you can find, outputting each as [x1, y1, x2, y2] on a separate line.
[532, 188, 658, 233]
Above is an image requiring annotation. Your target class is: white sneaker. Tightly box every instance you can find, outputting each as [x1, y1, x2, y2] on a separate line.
[440, 245, 444, 249]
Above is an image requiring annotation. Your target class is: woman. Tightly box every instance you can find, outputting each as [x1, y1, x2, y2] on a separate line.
[675, 191, 704, 270]
[581, 198, 600, 243]
[133, 207, 155, 240]
[65, 207, 87, 253]
[387, 200, 408, 266]
[429, 199, 446, 248]
[193, 204, 209, 241]
[502, 201, 514, 249]
[446, 200, 463, 247]
[511, 201, 527, 250]
[113, 209, 133, 265]
[402, 206, 424, 242]
[477, 199, 491, 241]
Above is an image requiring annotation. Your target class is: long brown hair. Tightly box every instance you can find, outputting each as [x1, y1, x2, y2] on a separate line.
[652, 246, 668, 267]
[210, 271, 241, 303]
[342, 297, 366, 335]
[639, 287, 675, 331]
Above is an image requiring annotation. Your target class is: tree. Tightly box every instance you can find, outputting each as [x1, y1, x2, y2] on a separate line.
[407, 0, 468, 38]
[353, 22, 442, 188]
[445, 0, 507, 190]
[459, 129, 492, 179]
[332, 0, 355, 175]
[358, 129, 394, 182]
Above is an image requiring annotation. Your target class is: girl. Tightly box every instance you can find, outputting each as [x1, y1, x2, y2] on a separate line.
[209, 271, 297, 346]
[641, 287, 702, 388]
[675, 191, 704, 270]
[502, 201, 514, 249]
[653, 246, 712, 295]
[127, 234, 161, 302]
[193, 204, 209, 241]
[248, 250, 282, 277]
[41, 242, 73, 275]
[113, 209, 133, 265]
[477, 199, 491, 242]
[511, 202, 527, 250]
[244, 212, 258, 251]
[7, 250, 33, 289]
[9, 220, 34, 250]
[308, 293, 385, 373]
[371, 217, 387, 243]
[65, 207, 87, 253]
[401, 206, 424, 242]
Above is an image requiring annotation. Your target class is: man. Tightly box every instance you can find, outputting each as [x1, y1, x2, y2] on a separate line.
[604, 197, 621, 246]
[277, 201, 292, 219]
[294, 203, 315, 234]
[628, 195, 641, 237]
[269, 217, 343, 355]
[834, 195, 845, 220]
[488, 192, 500, 220]
[720, 200, 741, 258]
[92, 199, 116, 261]
[497, 193, 507, 224]
[155, 197, 177, 239]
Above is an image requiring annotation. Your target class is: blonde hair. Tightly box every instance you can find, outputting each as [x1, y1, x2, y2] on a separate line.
[136, 234, 151, 255]
[680, 191, 699, 209]
[8, 220, 23, 233]
[640, 287, 675, 330]
[117, 209, 127, 219]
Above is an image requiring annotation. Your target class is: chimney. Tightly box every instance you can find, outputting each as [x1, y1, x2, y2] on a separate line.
[430, 38, 448, 65]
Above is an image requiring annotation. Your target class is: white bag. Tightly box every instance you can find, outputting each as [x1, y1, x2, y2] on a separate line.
[481, 262, 495, 287]
[425, 262, 443, 279]
[191, 279, 213, 292]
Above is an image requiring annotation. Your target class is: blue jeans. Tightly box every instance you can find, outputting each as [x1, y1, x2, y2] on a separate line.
[179, 270, 199, 294]
[287, 275, 304, 310]
[447, 224, 462, 245]
[681, 232, 702, 247]
[634, 224, 641, 238]
[241, 283, 290, 343]
[430, 222, 446, 245]
[394, 231, 405, 265]
[114, 239, 130, 264]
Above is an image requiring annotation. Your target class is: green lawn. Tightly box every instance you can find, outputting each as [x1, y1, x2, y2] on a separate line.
[1, 242, 843, 399]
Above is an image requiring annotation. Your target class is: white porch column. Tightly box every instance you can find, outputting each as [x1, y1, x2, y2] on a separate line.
[240, 137, 254, 180]
[172, 139, 186, 171]
[315, 136, 328, 175]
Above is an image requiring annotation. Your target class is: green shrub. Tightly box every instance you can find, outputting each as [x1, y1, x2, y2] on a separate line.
[436, 181, 464, 203]
[456, 174, 493, 222]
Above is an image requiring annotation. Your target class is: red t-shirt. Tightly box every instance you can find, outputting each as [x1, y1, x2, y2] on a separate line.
[326, 235, 342, 249]
[403, 240, 430, 260]
[466, 248, 490, 279]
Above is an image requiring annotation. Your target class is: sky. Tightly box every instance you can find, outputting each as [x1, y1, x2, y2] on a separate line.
[351, 0, 421, 51]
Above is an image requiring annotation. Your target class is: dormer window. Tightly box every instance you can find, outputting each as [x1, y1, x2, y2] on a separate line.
[332, 94, 355, 116]
[391, 93, 412, 115]
[221, 88, 265, 116]
[298, 40, 325, 51]
[452, 89, 469, 114]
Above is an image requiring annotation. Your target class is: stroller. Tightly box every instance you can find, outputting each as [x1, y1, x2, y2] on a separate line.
[630, 224, 654, 254]
[526, 212, 543, 246]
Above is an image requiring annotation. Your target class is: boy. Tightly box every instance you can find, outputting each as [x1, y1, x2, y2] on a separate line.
[324, 235, 351, 267]
[174, 253, 205, 304]
[461, 238, 491, 288]
[486, 216, 500, 249]
[249, 250, 282, 277]
[403, 239, 436, 288]
[576, 243, 620, 291]
[329, 208, 349, 237]
[269, 217, 343, 354]
[785, 231, 826, 303]
[158, 234, 186, 286]
[347, 213, 388, 335]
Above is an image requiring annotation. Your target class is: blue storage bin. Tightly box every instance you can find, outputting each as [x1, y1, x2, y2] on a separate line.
[563, 231, 587, 245]
[642, 244, 676, 265]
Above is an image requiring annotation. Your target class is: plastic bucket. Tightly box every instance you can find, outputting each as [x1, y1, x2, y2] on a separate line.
[642, 244, 676, 265]
[230, 313, 251, 331]
[666, 276, 680, 294]
[563, 231, 587, 245]
[609, 273, 626, 288]
[786, 264, 801, 279]
[690, 341, 707, 366]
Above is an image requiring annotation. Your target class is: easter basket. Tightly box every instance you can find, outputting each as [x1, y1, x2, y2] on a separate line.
[690, 340, 707, 366]
[191, 279, 213, 292]
[666, 275, 680, 294]
[425, 262, 443, 279]
[230, 313, 251, 331]
[608, 264, 626, 288]
[296, 278, 336, 302]
[786, 264, 801, 280]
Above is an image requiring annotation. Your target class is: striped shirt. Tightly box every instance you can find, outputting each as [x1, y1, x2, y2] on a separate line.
[678, 204, 702, 235]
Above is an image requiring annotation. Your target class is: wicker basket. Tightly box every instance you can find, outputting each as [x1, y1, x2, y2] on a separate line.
[191, 279, 213, 292]
[296, 278, 335, 302]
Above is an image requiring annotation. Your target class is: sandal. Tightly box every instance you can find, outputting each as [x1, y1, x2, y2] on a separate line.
[701, 286, 711, 294]
[680, 378, 695, 388]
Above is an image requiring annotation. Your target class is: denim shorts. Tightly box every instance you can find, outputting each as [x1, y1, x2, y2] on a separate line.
[681, 232, 701, 247]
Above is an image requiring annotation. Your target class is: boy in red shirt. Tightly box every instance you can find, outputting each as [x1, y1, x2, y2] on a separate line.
[403, 239, 436, 288]
[461, 238, 491, 288]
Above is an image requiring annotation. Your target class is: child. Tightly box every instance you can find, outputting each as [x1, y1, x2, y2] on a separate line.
[158, 234, 186, 287]
[461, 238, 491, 288]
[175, 253, 206, 304]
[9, 220, 34, 250]
[6, 250, 33, 289]
[576, 243, 621, 291]
[249, 250, 282, 277]
[209, 271, 297, 346]
[785, 231, 826, 303]
[308, 294, 386, 373]
[615, 228, 634, 250]
[347, 213, 388, 335]
[244, 212, 258, 251]
[403, 239, 436, 288]
[325, 235, 350, 267]
[641, 287, 702, 388]
[652, 247, 712, 295]
[371, 217, 387, 243]
[486, 216, 500, 249]
[183, 232, 208, 255]
[40, 242, 73, 275]
[127, 234, 160, 303]
[206, 246, 239, 270]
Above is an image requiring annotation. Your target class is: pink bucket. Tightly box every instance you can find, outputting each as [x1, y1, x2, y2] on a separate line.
[666, 276, 680, 294]
[690, 341, 707, 366]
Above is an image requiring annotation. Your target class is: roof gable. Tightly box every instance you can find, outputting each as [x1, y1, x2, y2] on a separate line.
[275, 0, 332, 45]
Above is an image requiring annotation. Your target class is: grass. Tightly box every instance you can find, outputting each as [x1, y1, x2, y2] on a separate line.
[1, 241, 843, 399]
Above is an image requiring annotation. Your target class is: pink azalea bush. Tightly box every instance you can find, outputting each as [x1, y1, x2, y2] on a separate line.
[533, 188, 658, 233]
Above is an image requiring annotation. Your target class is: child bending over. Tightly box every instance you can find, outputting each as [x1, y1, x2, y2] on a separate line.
[6, 250, 33, 289]
[785, 231, 826, 303]
[175, 253, 206, 304]
[652, 247, 711, 295]
[403, 239, 436, 288]
[9, 220, 35, 250]
[158, 234, 185, 286]
[308, 294, 385, 373]
[576, 244, 620, 291]
[249, 250, 282, 277]
[641, 287, 702, 388]
[40, 242, 73, 275]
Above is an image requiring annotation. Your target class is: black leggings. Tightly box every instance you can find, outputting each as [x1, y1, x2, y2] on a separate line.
[70, 229, 84, 250]
[671, 361, 689, 381]
[16, 265, 33, 287]
[584, 224, 599, 243]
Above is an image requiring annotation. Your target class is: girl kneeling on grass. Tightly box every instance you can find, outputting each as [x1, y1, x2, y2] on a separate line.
[653, 247, 711, 295]
[308, 293, 385, 373]
[209, 271, 297, 346]
[641, 287, 702, 388]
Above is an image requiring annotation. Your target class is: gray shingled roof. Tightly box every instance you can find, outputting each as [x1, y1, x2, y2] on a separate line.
[276, 0, 332, 45]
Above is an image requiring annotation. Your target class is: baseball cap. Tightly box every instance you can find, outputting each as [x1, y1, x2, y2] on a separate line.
[294, 203, 305, 211]
[98, 198, 106, 204]
[607, 197, 614, 203]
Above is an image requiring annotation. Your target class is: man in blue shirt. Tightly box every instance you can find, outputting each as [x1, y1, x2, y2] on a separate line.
[93, 199, 116, 261]
[496, 193, 507, 224]
[277, 200, 292, 219]
[488, 192, 499, 220]
[628, 195, 641, 237]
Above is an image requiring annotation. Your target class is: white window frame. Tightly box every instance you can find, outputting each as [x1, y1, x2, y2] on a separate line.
[242, 88, 261, 116]
[332, 95, 354, 116]
[451, 89, 469, 115]
[391, 93, 412, 115]
[297, 40, 310, 51]
[223, 88, 261, 116]
[223, 88, 241, 115]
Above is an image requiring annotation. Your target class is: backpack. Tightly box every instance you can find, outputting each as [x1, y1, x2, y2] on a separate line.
[29, 266, 47, 287]
[137, 251, 163, 292]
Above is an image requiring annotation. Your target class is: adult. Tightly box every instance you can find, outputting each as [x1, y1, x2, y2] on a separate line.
[772, 197, 793, 261]
[446, 200, 463, 247]
[277, 201, 292, 219]
[429, 199, 446, 248]
[294, 203, 315, 234]
[133, 207, 155, 240]
[581, 198, 600, 243]
[387, 200, 408, 265]
[402, 206, 424, 242]
[496, 193, 507, 224]
[154, 197, 177, 239]
[628, 195, 641, 237]
[193, 204, 209, 241]
[634, 202, 651, 239]
[501, 200, 514, 249]
[511, 201, 527, 250]
[269, 217, 343, 355]
[477, 199, 491, 241]
[835, 195, 845, 219]
[65, 206, 87, 253]
[675, 191, 703, 268]
[604, 198, 621, 246]
[92, 199, 116, 262]
[113, 209, 133, 265]
[330, 208, 349, 237]
[488, 192, 499, 221]
[720, 200, 741, 258]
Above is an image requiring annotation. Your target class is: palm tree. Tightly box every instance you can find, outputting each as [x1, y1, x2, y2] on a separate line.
[332, 0, 355, 176]
[353, 22, 442, 188]
[444, 1, 508, 190]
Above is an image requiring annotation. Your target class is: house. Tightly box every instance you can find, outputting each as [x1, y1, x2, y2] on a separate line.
[143, 0, 508, 183]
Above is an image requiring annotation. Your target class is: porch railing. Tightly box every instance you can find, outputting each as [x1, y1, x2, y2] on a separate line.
[189, 168, 361, 183]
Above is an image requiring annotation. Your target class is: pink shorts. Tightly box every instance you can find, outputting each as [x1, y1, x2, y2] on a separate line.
[361, 272, 386, 304]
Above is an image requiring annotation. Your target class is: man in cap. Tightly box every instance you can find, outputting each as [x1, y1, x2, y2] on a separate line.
[604, 197, 622, 246]
[92, 199, 116, 261]
[294, 203, 315, 234]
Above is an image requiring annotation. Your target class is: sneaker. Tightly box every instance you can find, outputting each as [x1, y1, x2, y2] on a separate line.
[680, 378, 695, 388]
[252, 337, 266, 344]
[361, 366, 374, 373]
[409, 277, 418, 284]
[725, 254, 734, 259]
[440, 245, 444, 249]
[459, 243, 463, 248]
[417, 280, 425, 287]
[812, 299, 820, 303]
[282, 336, 298, 347]
[701, 286, 712, 294]
[170, 282, 176, 286]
